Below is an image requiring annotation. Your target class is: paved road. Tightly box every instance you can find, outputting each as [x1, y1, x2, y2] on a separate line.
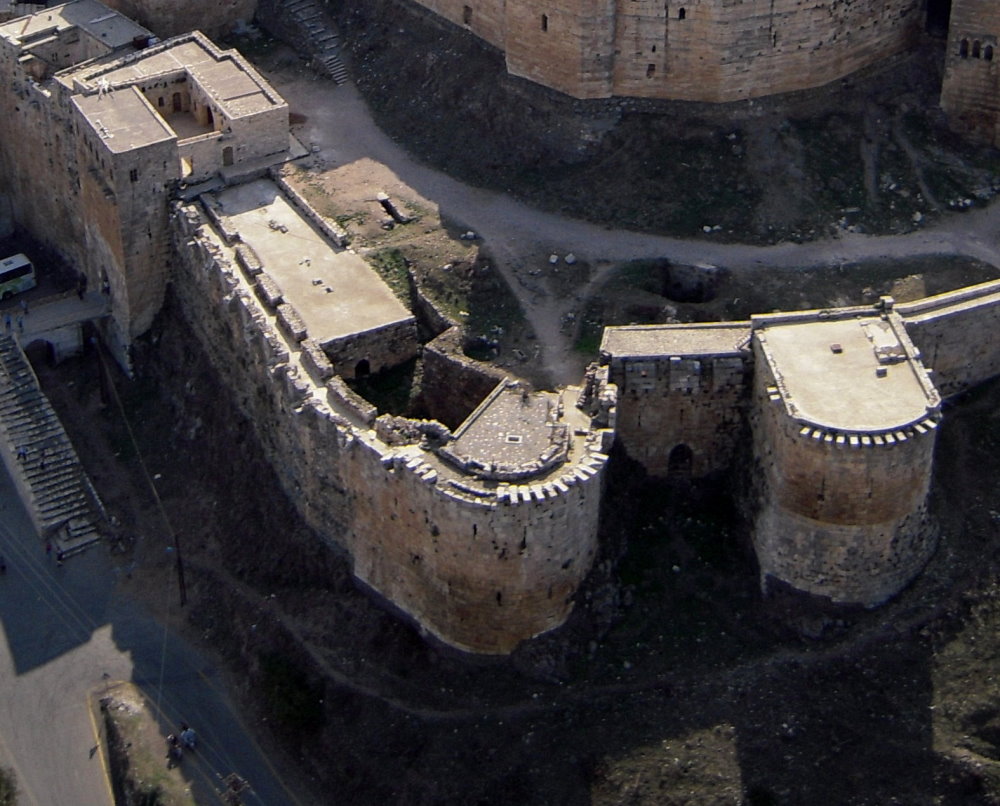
[0, 463, 305, 805]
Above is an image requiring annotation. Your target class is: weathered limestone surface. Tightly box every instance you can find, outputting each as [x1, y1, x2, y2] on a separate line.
[0, 6, 290, 365]
[170, 203, 611, 654]
[410, 0, 923, 101]
[941, 0, 1000, 147]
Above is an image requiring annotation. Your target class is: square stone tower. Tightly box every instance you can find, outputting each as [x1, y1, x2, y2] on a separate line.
[941, 0, 1000, 147]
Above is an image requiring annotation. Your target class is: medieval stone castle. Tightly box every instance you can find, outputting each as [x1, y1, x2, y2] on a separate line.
[0, 0, 997, 655]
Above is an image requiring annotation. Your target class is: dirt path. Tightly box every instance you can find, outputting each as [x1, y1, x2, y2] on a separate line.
[267, 66, 1000, 386]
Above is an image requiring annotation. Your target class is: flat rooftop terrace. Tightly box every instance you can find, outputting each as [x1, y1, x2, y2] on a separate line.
[756, 314, 938, 433]
[209, 179, 413, 346]
[0, 0, 147, 47]
[73, 86, 175, 153]
[601, 323, 750, 358]
[80, 35, 281, 118]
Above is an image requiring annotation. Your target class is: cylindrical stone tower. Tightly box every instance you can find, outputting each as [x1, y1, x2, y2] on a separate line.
[750, 303, 941, 606]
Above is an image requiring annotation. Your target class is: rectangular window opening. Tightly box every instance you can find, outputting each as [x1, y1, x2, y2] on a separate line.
[463, 5, 472, 25]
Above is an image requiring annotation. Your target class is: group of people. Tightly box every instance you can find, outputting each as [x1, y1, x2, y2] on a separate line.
[166, 723, 198, 765]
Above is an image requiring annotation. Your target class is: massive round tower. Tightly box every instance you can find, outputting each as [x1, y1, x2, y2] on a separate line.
[750, 301, 941, 606]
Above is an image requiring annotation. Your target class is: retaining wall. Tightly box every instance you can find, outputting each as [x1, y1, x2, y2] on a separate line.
[410, 0, 923, 102]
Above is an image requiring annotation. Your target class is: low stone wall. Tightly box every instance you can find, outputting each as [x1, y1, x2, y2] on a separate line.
[421, 326, 509, 429]
[169, 201, 610, 653]
[269, 168, 349, 247]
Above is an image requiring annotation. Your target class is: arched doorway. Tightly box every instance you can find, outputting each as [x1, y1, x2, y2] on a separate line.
[355, 359, 371, 378]
[222, 146, 234, 167]
[667, 443, 693, 480]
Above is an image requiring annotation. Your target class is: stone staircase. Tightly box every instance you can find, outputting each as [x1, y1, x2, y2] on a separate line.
[0, 334, 102, 553]
[283, 0, 349, 84]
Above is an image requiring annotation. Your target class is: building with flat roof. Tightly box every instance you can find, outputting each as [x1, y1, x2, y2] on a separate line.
[0, 0, 291, 363]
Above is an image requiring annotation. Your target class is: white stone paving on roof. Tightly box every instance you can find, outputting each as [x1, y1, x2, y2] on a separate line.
[84, 35, 281, 118]
[757, 316, 938, 432]
[210, 179, 413, 345]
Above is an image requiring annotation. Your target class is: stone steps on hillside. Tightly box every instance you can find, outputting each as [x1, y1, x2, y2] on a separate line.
[0, 334, 102, 553]
[281, 0, 350, 85]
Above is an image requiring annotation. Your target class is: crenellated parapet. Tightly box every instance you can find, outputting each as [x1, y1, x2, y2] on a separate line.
[169, 190, 616, 654]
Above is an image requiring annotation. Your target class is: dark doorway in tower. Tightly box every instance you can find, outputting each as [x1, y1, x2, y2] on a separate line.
[667, 443, 693, 480]
[222, 146, 234, 167]
[926, 0, 952, 37]
[355, 359, 371, 378]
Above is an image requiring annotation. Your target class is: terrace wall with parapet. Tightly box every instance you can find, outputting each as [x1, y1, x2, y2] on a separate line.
[606, 346, 752, 479]
[749, 342, 938, 606]
[169, 201, 609, 654]
[899, 281, 1000, 398]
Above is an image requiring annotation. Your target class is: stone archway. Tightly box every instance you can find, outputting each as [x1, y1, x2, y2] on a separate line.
[667, 443, 693, 480]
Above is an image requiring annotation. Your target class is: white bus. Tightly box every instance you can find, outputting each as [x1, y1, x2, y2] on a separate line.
[0, 254, 36, 300]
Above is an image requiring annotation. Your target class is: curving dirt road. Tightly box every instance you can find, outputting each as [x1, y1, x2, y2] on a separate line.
[268, 66, 1000, 386]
